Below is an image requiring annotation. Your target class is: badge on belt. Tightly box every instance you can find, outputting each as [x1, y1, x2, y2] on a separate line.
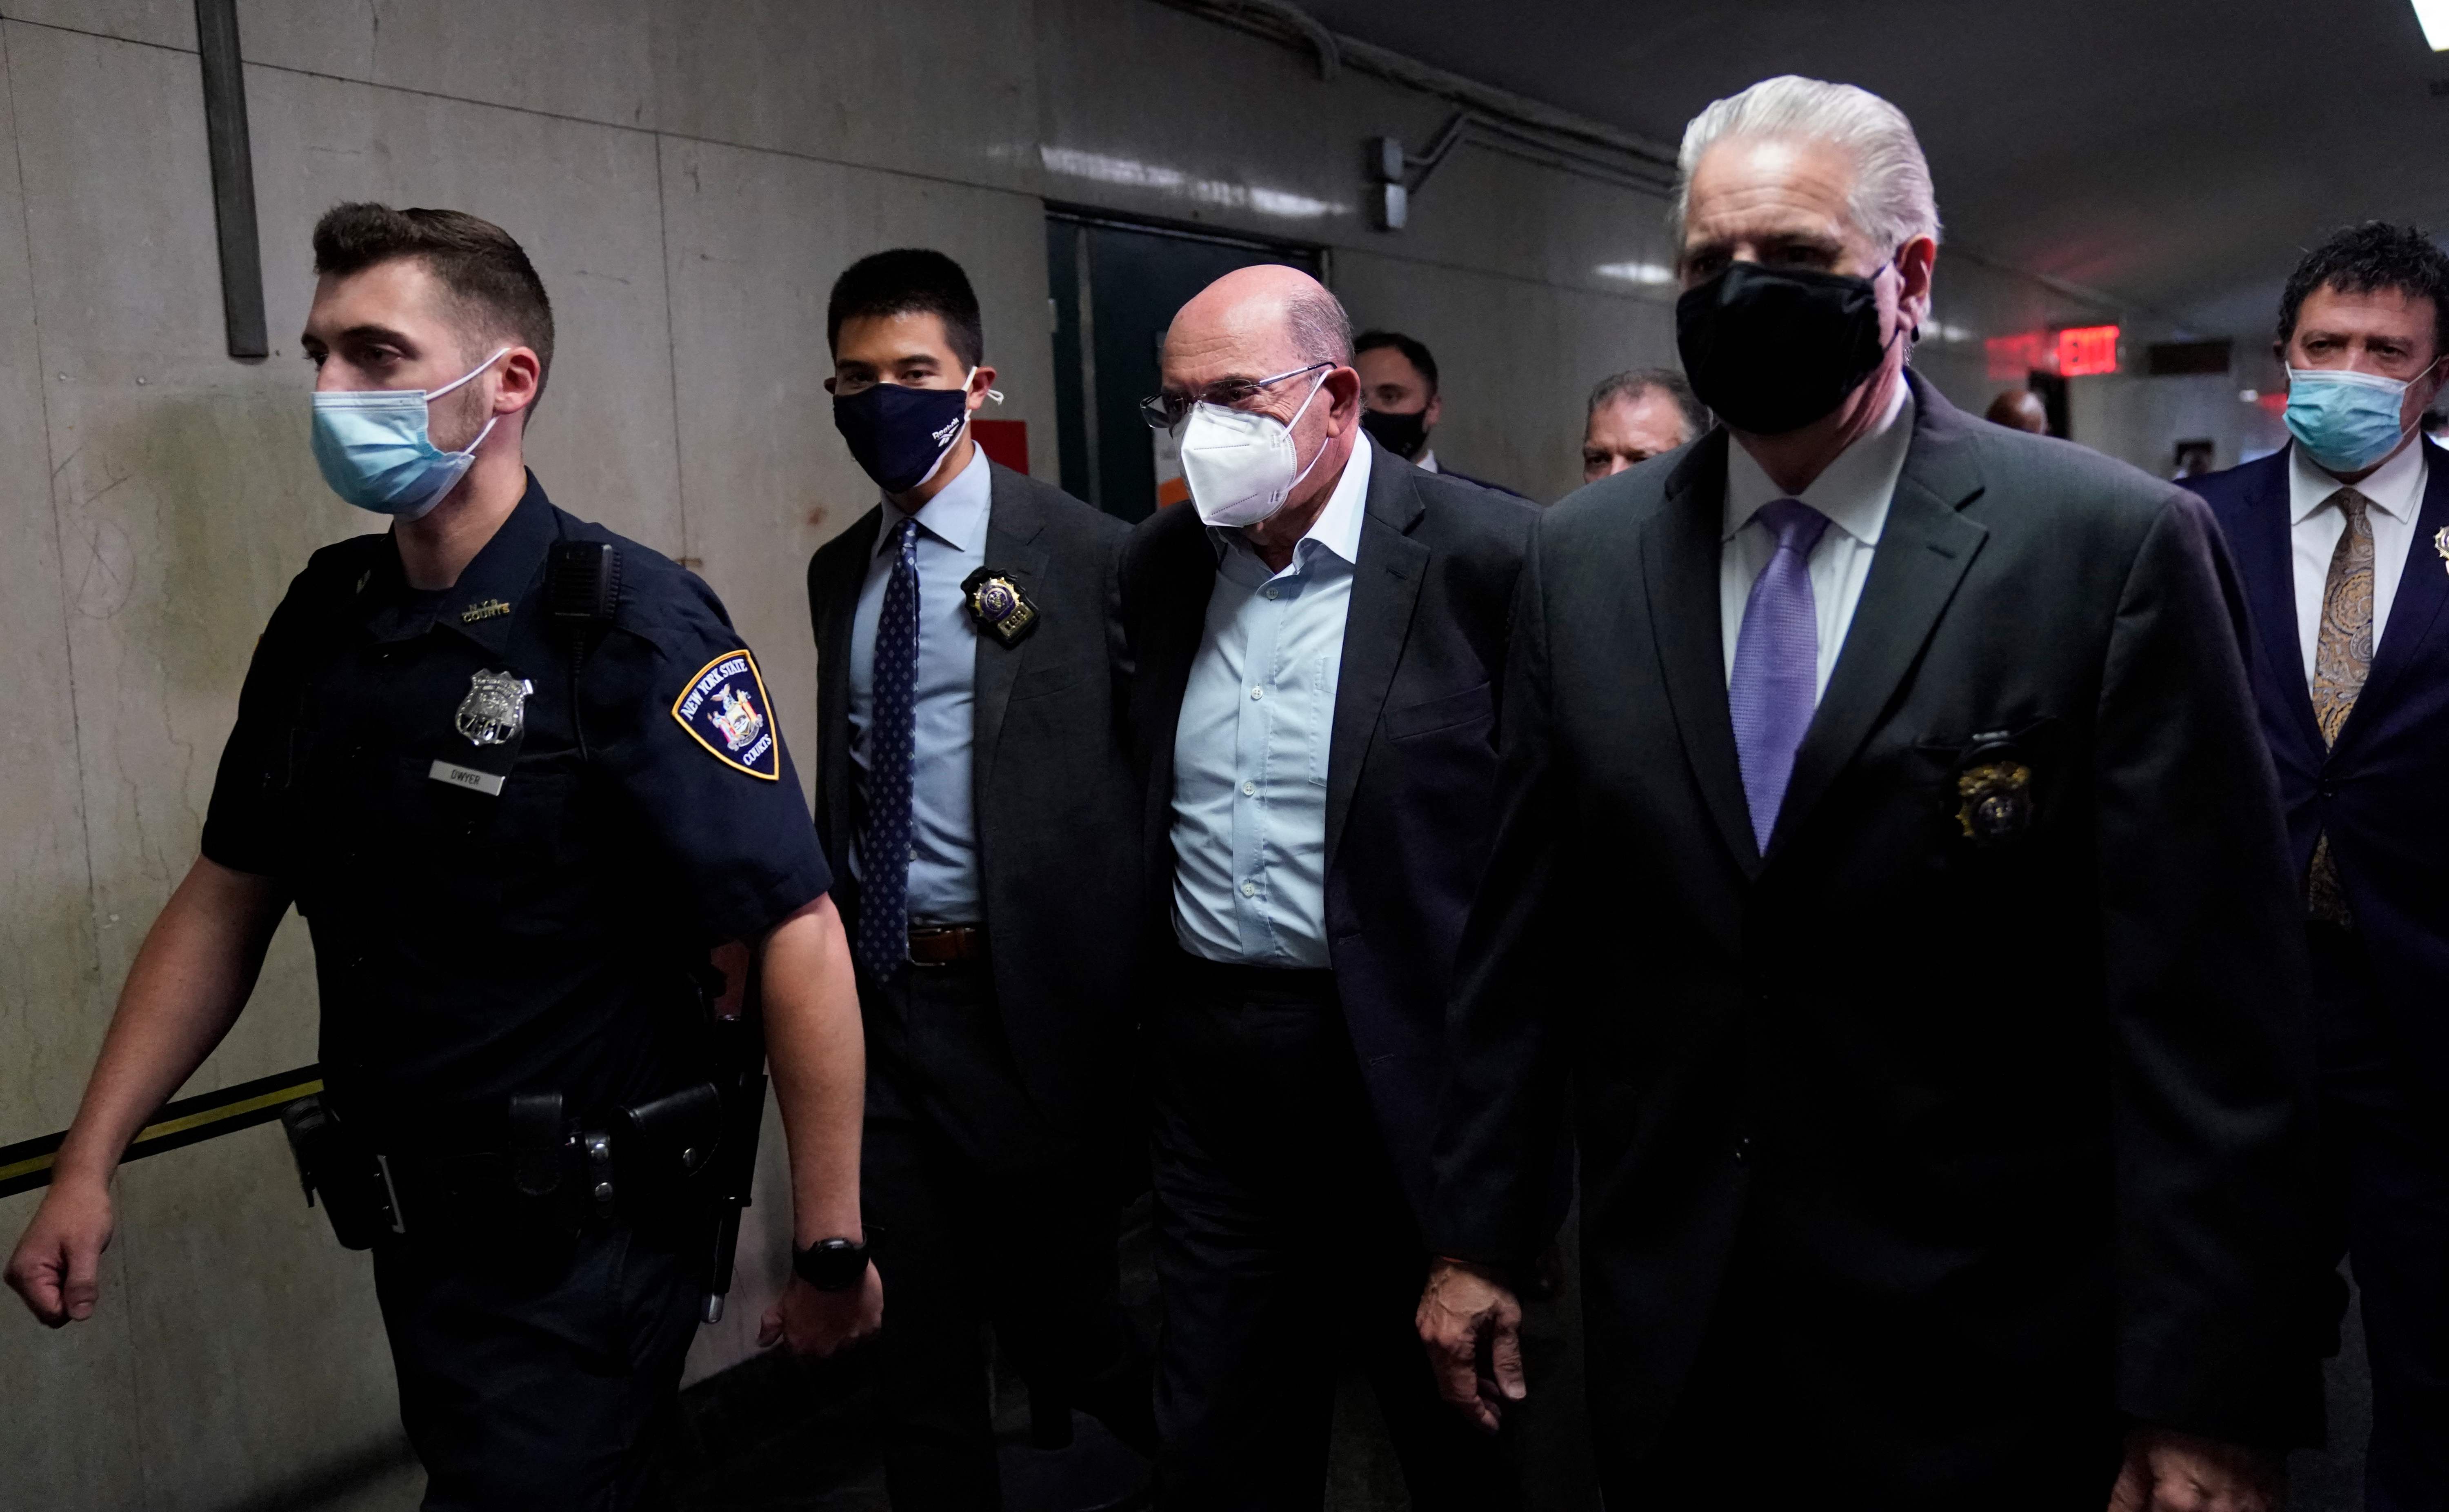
[962, 566, 1039, 648]
[1954, 735, 2034, 846]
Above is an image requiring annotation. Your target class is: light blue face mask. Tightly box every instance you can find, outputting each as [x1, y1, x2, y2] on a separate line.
[2282, 362, 2438, 475]
[311, 348, 510, 520]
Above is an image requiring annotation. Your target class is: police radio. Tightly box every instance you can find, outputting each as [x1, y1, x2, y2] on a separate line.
[545, 539, 620, 757]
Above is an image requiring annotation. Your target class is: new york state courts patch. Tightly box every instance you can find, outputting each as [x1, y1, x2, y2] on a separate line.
[672, 649, 781, 779]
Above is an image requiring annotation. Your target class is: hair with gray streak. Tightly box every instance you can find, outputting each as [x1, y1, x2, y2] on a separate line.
[1673, 76, 1942, 256]
[1285, 286, 1354, 367]
[1587, 367, 1707, 435]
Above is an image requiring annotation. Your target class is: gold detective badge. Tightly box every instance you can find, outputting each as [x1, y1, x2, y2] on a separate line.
[1956, 758, 2033, 845]
[962, 567, 1040, 648]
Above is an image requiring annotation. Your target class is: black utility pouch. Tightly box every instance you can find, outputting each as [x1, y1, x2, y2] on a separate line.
[615, 1083, 725, 1214]
[280, 1095, 401, 1250]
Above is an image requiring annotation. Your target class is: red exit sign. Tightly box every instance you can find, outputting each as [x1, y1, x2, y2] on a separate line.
[2056, 325, 2121, 377]
[1986, 325, 2124, 379]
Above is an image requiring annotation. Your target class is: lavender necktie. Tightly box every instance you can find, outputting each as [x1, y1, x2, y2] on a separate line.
[1729, 498, 1830, 853]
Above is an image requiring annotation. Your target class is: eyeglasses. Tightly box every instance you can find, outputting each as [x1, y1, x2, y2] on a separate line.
[1139, 361, 1331, 431]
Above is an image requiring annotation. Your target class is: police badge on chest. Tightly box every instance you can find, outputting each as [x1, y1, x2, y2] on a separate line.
[456, 669, 534, 746]
[962, 566, 1040, 648]
[429, 669, 534, 798]
[1953, 733, 2035, 846]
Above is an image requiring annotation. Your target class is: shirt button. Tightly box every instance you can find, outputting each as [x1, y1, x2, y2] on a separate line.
[1241, 780, 1257, 796]
[1249, 686, 1265, 700]
[1240, 880, 1258, 897]
[1262, 586, 1279, 600]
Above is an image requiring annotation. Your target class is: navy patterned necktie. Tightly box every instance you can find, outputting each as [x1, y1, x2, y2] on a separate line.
[856, 517, 920, 980]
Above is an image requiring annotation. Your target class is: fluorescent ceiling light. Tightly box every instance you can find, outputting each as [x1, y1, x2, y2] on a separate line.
[1596, 261, 1673, 285]
[2415, 0, 2449, 49]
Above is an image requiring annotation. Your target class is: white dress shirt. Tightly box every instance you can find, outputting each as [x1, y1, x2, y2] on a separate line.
[2286, 437, 2429, 685]
[1416, 448, 1440, 475]
[1720, 381, 1916, 698]
[1170, 437, 1375, 968]
[846, 445, 988, 923]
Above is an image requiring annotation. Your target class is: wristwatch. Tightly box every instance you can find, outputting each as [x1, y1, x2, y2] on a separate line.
[791, 1237, 871, 1292]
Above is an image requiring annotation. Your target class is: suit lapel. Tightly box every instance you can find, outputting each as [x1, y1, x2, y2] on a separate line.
[1642, 432, 1762, 878]
[2341, 439, 2449, 748]
[2229, 451, 2325, 755]
[1140, 503, 1218, 853]
[973, 464, 1051, 794]
[1325, 452, 1429, 873]
[815, 510, 880, 857]
[1771, 382, 1988, 857]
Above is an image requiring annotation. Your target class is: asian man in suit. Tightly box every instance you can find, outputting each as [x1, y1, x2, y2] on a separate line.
[1120, 264, 1536, 1510]
[1419, 76, 2323, 1512]
[804, 249, 1153, 1509]
[2181, 220, 2449, 1512]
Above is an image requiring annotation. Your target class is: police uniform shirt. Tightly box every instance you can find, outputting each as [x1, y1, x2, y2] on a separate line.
[200, 475, 831, 1126]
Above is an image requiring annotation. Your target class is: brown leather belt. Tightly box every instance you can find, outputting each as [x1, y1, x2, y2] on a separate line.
[907, 924, 988, 966]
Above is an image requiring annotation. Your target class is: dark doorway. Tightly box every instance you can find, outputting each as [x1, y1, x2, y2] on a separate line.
[2027, 369, 2071, 440]
[1047, 209, 1326, 523]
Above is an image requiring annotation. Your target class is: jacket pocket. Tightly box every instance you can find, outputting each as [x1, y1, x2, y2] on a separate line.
[1384, 681, 1493, 742]
[1008, 656, 1096, 703]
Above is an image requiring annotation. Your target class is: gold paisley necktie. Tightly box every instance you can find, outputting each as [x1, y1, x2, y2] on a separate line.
[2306, 487, 2373, 924]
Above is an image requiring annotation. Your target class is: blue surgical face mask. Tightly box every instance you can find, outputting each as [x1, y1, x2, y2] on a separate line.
[2283, 361, 2438, 475]
[311, 348, 510, 521]
[833, 369, 998, 496]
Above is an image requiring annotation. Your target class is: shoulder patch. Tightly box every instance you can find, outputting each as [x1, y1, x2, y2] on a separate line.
[671, 650, 781, 779]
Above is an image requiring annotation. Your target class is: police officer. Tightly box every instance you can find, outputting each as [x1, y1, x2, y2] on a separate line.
[807, 249, 1155, 1506]
[5, 204, 879, 1509]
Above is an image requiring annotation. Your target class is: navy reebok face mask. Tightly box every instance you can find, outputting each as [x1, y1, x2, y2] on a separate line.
[833, 376, 974, 495]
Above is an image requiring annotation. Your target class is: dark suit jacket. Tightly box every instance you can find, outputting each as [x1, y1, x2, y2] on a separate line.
[1428, 460, 1531, 502]
[806, 460, 1137, 1134]
[2183, 444, 2449, 1091]
[1120, 437, 1536, 1223]
[1431, 375, 2322, 1481]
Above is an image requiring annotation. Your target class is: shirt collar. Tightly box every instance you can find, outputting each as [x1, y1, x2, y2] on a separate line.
[1722, 378, 1915, 547]
[874, 443, 991, 557]
[1207, 431, 1374, 571]
[1415, 447, 1439, 474]
[2288, 435, 2429, 526]
[364, 471, 557, 646]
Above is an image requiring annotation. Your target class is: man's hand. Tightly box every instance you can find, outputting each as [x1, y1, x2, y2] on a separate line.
[2109, 1425, 2285, 1512]
[1416, 1257, 1526, 1432]
[6, 1179, 114, 1327]
[757, 1263, 882, 1359]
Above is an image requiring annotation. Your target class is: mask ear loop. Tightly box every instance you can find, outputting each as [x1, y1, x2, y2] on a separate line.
[1871, 254, 1923, 347]
[425, 346, 513, 400]
[1280, 366, 1336, 497]
[2379, 352, 2447, 460]
[425, 347, 513, 462]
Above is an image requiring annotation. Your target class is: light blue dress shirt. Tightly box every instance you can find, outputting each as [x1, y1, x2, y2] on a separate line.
[1171, 437, 1374, 967]
[848, 445, 988, 924]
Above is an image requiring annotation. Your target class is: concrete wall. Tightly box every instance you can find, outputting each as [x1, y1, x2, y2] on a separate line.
[0, 4, 2116, 1507]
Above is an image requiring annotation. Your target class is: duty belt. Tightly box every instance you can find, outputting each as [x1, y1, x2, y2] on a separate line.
[280, 1083, 726, 1248]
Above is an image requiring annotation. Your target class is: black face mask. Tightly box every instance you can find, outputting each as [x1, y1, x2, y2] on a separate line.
[1675, 261, 1896, 435]
[1360, 405, 1431, 462]
[833, 380, 971, 495]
